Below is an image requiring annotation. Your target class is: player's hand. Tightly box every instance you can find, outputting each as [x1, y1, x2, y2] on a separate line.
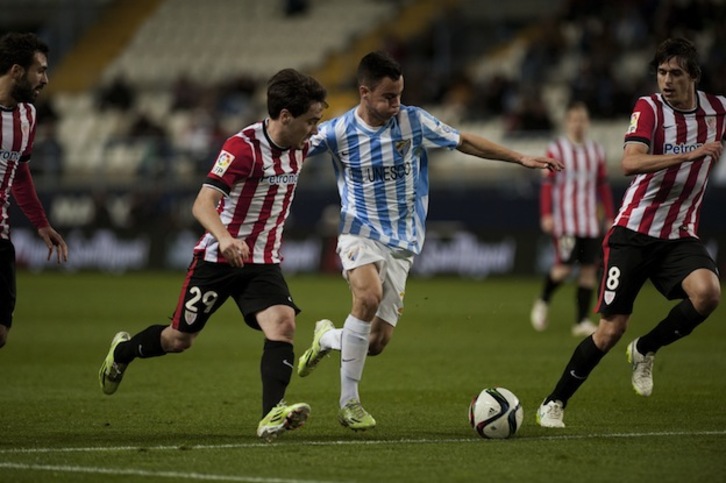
[521, 155, 564, 171]
[541, 215, 554, 234]
[689, 141, 724, 162]
[219, 237, 250, 267]
[37, 226, 68, 264]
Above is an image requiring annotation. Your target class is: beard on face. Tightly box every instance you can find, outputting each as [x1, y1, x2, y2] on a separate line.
[12, 76, 38, 103]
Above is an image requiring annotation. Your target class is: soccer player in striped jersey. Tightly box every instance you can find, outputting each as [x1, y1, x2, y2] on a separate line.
[531, 101, 615, 337]
[298, 51, 563, 431]
[0, 32, 68, 349]
[99, 69, 327, 442]
[538, 38, 724, 428]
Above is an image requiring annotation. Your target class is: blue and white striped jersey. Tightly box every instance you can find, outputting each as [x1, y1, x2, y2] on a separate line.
[309, 105, 460, 254]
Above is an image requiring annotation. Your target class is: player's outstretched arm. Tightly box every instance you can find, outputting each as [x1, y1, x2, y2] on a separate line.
[456, 132, 563, 171]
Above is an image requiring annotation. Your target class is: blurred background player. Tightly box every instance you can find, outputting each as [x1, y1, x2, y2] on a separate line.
[98, 68, 327, 441]
[0, 32, 68, 349]
[530, 101, 615, 337]
[298, 51, 563, 431]
[537, 37, 724, 428]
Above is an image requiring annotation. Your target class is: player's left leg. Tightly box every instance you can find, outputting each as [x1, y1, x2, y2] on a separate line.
[628, 241, 720, 397]
[0, 239, 17, 349]
[532, 235, 575, 331]
[256, 304, 310, 441]
[100, 259, 226, 395]
[571, 263, 598, 337]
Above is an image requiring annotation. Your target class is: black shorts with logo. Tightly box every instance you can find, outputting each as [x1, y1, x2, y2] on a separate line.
[0, 239, 16, 328]
[553, 235, 600, 265]
[595, 227, 719, 316]
[170, 258, 301, 333]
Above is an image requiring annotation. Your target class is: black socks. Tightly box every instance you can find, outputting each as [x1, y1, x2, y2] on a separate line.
[260, 339, 294, 417]
[113, 324, 167, 364]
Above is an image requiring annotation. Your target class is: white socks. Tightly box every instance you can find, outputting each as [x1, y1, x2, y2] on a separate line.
[320, 326, 342, 351]
[339, 315, 371, 407]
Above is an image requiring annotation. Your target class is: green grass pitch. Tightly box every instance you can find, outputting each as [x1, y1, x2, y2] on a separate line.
[1, 271, 725, 482]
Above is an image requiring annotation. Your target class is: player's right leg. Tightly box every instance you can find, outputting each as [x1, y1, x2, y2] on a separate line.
[99, 259, 220, 395]
[99, 331, 132, 395]
[98, 325, 171, 395]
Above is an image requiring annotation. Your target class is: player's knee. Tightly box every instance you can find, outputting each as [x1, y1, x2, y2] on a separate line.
[368, 339, 387, 356]
[354, 292, 382, 320]
[692, 285, 721, 316]
[163, 333, 194, 353]
[594, 319, 626, 351]
[273, 318, 296, 342]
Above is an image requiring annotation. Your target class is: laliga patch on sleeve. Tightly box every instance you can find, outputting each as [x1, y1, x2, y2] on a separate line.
[212, 150, 235, 176]
[626, 112, 640, 134]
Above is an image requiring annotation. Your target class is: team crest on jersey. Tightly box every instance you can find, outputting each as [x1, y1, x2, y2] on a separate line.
[346, 247, 359, 262]
[212, 150, 235, 176]
[184, 310, 197, 325]
[395, 139, 411, 157]
[626, 112, 640, 134]
[604, 290, 615, 305]
[706, 116, 716, 130]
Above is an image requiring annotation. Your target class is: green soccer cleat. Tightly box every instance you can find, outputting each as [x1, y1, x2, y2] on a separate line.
[99, 331, 131, 395]
[257, 401, 311, 442]
[297, 319, 335, 377]
[338, 399, 376, 431]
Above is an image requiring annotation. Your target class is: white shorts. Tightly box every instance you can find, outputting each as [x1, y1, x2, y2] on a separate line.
[336, 234, 414, 327]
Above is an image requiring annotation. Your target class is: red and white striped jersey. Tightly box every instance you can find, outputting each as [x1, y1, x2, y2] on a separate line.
[616, 91, 726, 239]
[541, 136, 614, 237]
[0, 103, 36, 239]
[194, 120, 309, 264]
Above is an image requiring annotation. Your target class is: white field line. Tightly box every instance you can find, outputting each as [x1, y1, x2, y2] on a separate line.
[1, 429, 725, 455]
[0, 462, 341, 483]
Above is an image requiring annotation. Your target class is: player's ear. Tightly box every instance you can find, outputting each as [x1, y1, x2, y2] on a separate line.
[10, 64, 25, 80]
[359, 84, 369, 100]
[279, 108, 293, 124]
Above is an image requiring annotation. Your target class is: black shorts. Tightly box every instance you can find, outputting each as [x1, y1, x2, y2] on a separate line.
[595, 227, 719, 316]
[553, 235, 600, 265]
[170, 258, 301, 333]
[0, 239, 16, 328]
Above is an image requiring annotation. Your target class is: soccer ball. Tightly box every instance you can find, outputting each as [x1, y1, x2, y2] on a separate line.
[468, 387, 524, 439]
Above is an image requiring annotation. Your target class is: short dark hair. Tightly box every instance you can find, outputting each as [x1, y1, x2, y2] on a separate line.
[565, 100, 588, 114]
[357, 51, 402, 90]
[0, 32, 49, 75]
[267, 68, 327, 119]
[650, 37, 701, 82]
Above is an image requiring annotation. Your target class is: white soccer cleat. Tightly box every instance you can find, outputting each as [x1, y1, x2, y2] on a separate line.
[626, 338, 655, 397]
[530, 299, 549, 331]
[571, 319, 598, 337]
[536, 399, 565, 428]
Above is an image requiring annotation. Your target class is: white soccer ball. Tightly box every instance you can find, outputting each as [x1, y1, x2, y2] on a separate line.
[468, 387, 524, 439]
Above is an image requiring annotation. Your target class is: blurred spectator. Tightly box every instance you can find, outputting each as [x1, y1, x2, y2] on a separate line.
[127, 113, 173, 179]
[97, 75, 135, 112]
[285, 0, 309, 16]
[177, 107, 227, 175]
[505, 92, 553, 138]
[170, 73, 203, 111]
[30, 122, 63, 180]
